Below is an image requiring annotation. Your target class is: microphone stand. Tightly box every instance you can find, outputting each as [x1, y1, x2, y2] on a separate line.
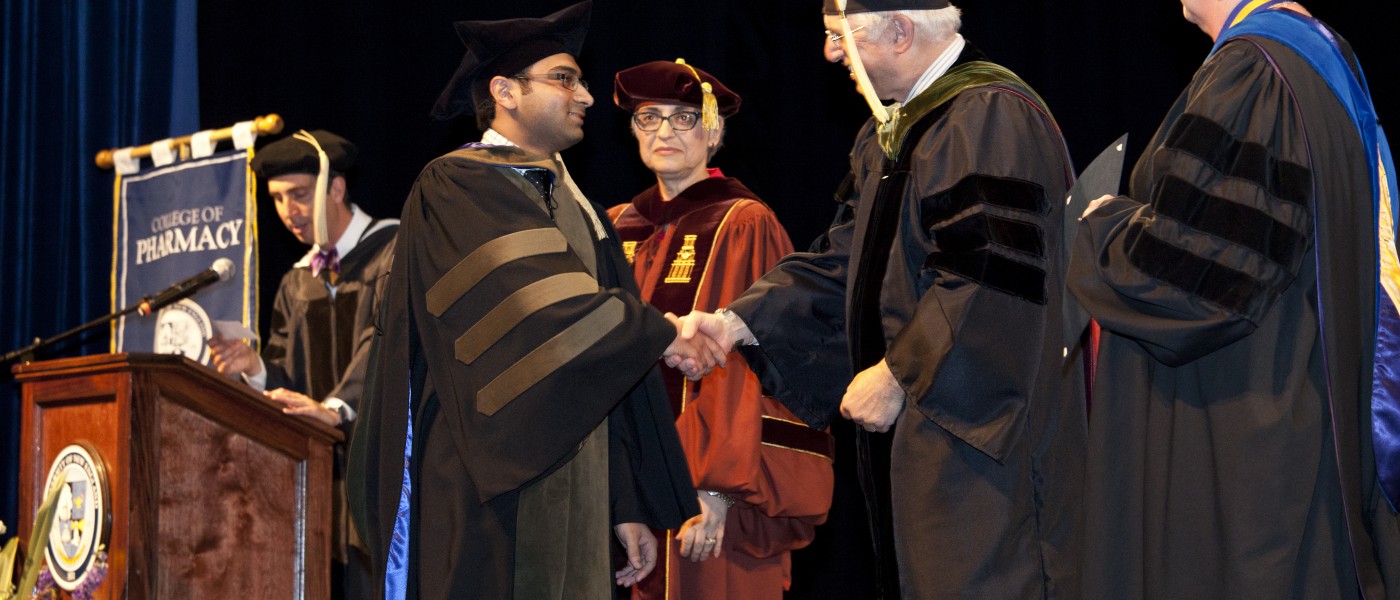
[2, 285, 207, 365]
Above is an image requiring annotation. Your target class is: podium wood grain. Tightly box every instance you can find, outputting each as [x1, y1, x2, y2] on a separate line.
[15, 353, 342, 599]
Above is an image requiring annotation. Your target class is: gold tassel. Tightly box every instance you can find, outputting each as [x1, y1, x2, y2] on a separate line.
[675, 58, 720, 133]
[700, 82, 719, 133]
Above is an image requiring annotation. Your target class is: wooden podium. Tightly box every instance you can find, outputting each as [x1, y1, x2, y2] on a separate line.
[14, 353, 343, 599]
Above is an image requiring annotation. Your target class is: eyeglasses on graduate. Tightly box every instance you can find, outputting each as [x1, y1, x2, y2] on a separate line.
[514, 72, 589, 91]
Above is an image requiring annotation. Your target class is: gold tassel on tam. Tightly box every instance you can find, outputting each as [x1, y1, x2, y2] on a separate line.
[675, 58, 720, 133]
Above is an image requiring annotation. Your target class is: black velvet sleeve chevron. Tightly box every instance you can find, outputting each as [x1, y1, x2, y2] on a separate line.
[922, 174, 1050, 305]
[1127, 113, 1311, 320]
[1068, 40, 1314, 366]
[883, 86, 1071, 464]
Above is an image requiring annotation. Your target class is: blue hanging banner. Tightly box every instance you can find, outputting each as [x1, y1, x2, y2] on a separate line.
[111, 149, 258, 365]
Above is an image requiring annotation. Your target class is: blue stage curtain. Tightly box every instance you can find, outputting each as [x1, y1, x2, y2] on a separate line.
[0, 0, 199, 533]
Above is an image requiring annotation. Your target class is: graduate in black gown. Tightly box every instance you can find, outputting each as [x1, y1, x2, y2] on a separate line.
[680, 1, 1086, 597]
[209, 129, 396, 600]
[1068, 1, 1400, 597]
[346, 3, 712, 599]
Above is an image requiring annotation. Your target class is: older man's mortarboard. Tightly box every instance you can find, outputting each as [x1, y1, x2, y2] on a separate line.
[614, 59, 741, 132]
[822, 0, 950, 14]
[430, 1, 592, 121]
[249, 130, 357, 180]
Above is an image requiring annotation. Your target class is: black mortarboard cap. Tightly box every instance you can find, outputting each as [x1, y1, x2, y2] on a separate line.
[249, 130, 357, 179]
[822, 0, 950, 14]
[431, 1, 592, 121]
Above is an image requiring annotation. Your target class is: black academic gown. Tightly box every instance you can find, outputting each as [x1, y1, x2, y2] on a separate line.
[348, 146, 698, 600]
[263, 221, 397, 408]
[262, 217, 396, 599]
[1068, 28, 1400, 599]
[729, 44, 1085, 599]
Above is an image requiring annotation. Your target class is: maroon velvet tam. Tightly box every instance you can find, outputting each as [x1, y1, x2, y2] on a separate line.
[612, 60, 741, 117]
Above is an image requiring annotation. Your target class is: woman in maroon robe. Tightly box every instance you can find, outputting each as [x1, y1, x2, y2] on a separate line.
[607, 60, 835, 600]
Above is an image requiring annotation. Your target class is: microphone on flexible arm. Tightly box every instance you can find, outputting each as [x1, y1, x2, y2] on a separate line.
[137, 258, 237, 316]
[2, 258, 240, 364]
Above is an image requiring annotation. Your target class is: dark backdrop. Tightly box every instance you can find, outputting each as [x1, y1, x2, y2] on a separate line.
[198, 2, 1395, 597]
[3, 0, 1394, 589]
[196, 0, 1397, 340]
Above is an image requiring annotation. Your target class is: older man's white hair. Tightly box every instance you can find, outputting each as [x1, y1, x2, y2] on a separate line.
[846, 4, 962, 45]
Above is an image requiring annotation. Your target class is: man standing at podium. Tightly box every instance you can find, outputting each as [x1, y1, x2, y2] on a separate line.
[208, 129, 398, 600]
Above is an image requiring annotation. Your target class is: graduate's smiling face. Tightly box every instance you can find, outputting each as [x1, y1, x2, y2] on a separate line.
[496, 53, 594, 155]
[632, 103, 720, 184]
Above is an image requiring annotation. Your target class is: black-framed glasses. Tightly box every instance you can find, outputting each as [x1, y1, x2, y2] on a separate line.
[632, 111, 702, 132]
[514, 72, 589, 91]
[824, 25, 866, 44]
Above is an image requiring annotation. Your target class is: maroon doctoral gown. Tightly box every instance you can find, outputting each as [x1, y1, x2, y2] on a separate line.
[609, 174, 835, 600]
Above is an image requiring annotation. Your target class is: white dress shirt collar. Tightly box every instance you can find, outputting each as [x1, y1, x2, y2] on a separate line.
[905, 34, 966, 104]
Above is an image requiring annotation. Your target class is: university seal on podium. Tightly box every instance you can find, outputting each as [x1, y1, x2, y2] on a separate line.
[153, 297, 212, 364]
[42, 443, 111, 591]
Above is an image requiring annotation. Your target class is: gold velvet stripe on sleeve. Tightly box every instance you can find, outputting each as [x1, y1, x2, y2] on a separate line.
[454, 272, 600, 365]
[476, 297, 626, 416]
[426, 228, 569, 316]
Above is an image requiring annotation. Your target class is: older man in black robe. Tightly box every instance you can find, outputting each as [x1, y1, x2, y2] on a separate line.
[681, 1, 1086, 598]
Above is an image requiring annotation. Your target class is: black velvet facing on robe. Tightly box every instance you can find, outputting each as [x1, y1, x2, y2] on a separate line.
[921, 172, 1050, 219]
[1163, 112, 1312, 207]
[849, 106, 948, 371]
[922, 174, 1050, 304]
[1124, 220, 1272, 319]
[925, 248, 1048, 305]
[1152, 175, 1308, 270]
[1129, 111, 1314, 320]
[933, 212, 1046, 258]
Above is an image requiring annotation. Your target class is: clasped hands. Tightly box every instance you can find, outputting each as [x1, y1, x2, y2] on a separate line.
[661, 309, 759, 380]
[661, 312, 731, 380]
[670, 310, 906, 432]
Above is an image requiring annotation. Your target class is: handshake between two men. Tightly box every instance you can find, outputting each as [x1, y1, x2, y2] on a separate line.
[659, 310, 907, 435]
